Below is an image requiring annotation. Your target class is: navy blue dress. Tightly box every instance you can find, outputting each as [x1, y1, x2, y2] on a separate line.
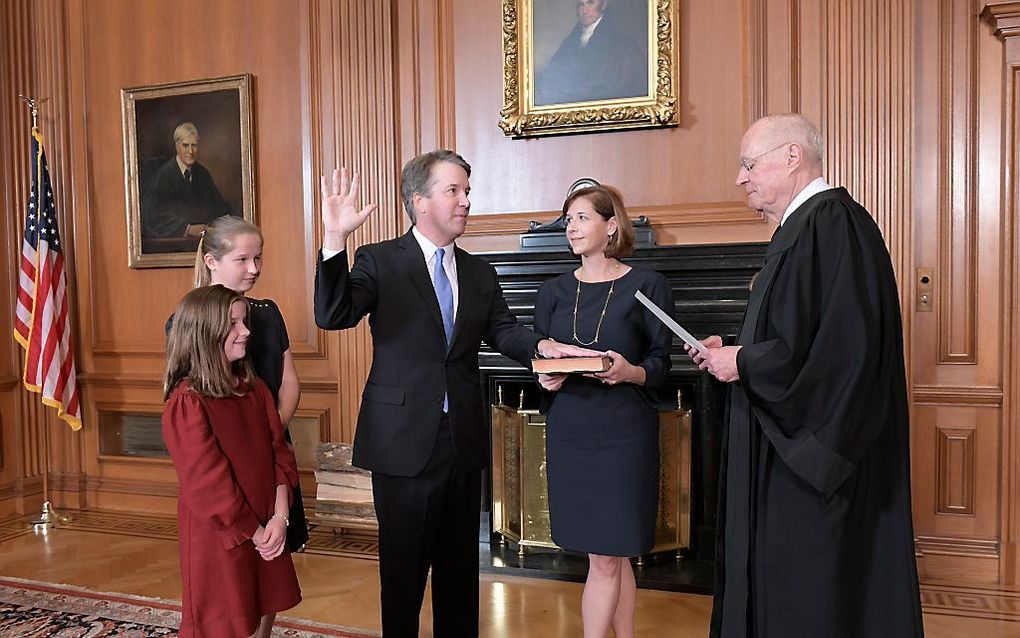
[534, 267, 673, 556]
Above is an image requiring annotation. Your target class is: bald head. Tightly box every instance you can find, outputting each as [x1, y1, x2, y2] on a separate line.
[736, 113, 825, 223]
[746, 113, 824, 168]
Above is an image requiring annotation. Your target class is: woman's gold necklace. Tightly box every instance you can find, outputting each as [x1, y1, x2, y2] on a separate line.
[572, 263, 619, 346]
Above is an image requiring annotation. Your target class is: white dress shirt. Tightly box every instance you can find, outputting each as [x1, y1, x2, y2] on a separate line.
[320, 226, 459, 318]
[780, 177, 833, 226]
[411, 226, 459, 318]
[580, 16, 603, 46]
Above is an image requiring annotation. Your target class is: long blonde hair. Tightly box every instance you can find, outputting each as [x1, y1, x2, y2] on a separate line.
[193, 215, 263, 288]
[164, 284, 255, 400]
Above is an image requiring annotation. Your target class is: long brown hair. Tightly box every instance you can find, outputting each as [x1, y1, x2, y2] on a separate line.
[561, 184, 635, 259]
[164, 285, 255, 400]
[193, 215, 263, 288]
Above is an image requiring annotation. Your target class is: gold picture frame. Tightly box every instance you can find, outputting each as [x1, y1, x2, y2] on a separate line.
[499, 0, 678, 138]
[121, 74, 256, 268]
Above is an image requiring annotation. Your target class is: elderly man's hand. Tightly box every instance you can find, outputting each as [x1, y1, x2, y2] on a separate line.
[684, 335, 741, 382]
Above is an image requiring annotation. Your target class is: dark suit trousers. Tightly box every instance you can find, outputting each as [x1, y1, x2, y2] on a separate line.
[371, 415, 480, 638]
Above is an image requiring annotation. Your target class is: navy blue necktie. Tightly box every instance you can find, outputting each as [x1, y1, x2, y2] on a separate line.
[434, 248, 454, 412]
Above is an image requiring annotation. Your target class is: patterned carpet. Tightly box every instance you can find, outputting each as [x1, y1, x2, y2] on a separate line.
[0, 577, 380, 637]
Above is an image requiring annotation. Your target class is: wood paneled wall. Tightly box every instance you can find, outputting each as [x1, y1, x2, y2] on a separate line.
[2, 0, 1019, 591]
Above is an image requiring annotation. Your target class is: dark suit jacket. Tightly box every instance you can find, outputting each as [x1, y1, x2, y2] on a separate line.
[314, 230, 542, 477]
[535, 12, 647, 105]
[141, 157, 230, 238]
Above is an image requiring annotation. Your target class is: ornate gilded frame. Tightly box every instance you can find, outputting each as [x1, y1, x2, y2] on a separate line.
[121, 74, 256, 268]
[499, 0, 678, 137]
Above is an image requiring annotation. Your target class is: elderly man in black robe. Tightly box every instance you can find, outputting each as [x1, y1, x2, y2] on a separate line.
[687, 113, 924, 638]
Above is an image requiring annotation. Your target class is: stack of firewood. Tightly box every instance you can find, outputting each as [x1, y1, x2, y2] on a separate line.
[314, 442, 377, 529]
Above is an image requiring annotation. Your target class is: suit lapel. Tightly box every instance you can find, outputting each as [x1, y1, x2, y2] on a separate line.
[399, 231, 446, 337]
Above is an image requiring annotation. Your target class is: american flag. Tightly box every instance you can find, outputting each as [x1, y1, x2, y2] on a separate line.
[14, 128, 81, 430]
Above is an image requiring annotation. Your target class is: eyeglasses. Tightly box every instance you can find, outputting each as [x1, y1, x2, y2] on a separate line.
[739, 143, 790, 173]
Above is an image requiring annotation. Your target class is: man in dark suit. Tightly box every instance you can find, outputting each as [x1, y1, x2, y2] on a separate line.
[314, 151, 594, 637]
[141, 122, 231, 239]
[535, 0, 647, 105]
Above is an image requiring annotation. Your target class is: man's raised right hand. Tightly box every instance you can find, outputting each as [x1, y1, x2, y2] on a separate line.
[320, 167, 378, 251]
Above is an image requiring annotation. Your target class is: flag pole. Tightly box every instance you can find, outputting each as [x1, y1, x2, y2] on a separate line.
[30, 412, 60, 531]
[17, 95, 48, 130]
[18, 95, 65, 531]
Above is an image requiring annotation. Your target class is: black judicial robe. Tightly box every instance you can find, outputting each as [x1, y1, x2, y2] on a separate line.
[710, 188, 924, 638]
[141, 158, 230, 238]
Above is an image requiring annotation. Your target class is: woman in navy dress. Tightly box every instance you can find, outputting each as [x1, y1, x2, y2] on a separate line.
[535, 184, 673, 638]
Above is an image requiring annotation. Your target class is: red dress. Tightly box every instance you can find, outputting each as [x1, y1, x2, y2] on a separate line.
[163, 379, 302, 637]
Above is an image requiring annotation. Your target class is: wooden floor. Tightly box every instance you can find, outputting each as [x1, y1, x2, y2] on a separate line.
[0, 525, 1018, 637]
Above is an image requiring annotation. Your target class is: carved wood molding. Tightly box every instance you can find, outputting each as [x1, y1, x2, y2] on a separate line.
[95, 455, 173, 468]
[937, 1, 978, 363]
[89, 346, 165, 358]
[435, 0, 456, 149]
[316, 0, 401, 440]
[0, 2, 33, 397]
[48, 471, 86, 494]
[997, 23, 1020, 586]
[913, 385, 1003, 406]
[13, 474, 42, 497]
[292, 406, 332, 454]
[85, 475, 178, 498]
[821, 0, 912, 295]
[788, 0, 801, 112]
[462, 202, 765, 238]
[983, 2, 1020, 40]
[743, 0, 767, 122]
[78, 374, 161, 389]
[0, 377, 18, 392]
[298, 378, 340, 394]
[915, 535, 999, 559]
[936, 426, 976, 516]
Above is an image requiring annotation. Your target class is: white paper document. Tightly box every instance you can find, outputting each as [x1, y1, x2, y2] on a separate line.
[634, 290, 706, 354]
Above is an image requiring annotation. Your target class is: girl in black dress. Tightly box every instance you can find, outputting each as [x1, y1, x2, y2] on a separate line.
[535, 185, 672, 638]
[171, 214, 309, 552]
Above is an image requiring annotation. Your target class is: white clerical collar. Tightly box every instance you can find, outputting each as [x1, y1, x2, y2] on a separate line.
[580, 16, 604, 46]
[412, 226, 455, 266]
[780, 177, 832, 226]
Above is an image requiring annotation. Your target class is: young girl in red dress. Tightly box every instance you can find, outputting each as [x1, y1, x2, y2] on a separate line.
[163, 284, 301, 637]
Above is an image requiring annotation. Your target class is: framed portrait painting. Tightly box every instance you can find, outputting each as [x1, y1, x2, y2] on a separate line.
[499, 0, 678, 137]
[121, 74, 255, 268]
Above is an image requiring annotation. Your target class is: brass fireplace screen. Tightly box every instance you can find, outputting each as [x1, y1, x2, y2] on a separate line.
[491, 389, 692, 556]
